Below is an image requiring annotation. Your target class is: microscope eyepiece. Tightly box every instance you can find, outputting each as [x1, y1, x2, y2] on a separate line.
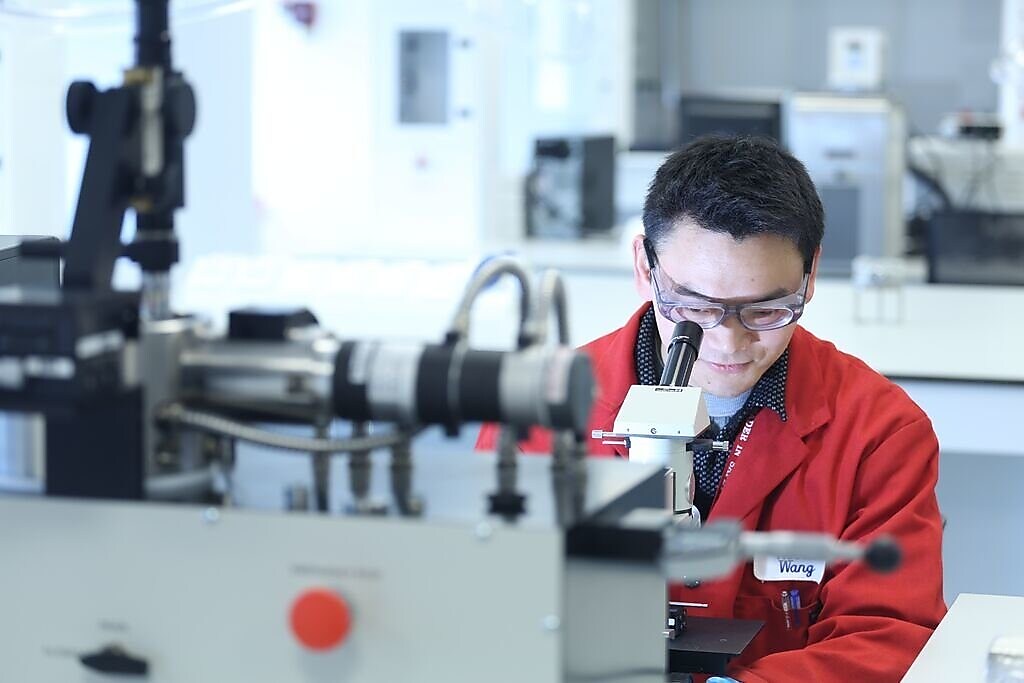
[659, 321, 703, 387]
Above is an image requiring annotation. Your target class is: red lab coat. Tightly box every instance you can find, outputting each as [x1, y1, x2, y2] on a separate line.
[477, 304, 946, 682]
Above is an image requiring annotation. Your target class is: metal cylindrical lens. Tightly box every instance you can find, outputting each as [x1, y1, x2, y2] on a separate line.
[181, 336, 338, 423]
[334, 342, 593, 436]
[498, 347, 594, 437]
[333, 341, 425, 425]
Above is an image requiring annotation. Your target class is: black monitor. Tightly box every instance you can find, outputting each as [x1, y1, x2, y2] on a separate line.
[677, 94, 782, 146]
[925, 210, 1024, 286]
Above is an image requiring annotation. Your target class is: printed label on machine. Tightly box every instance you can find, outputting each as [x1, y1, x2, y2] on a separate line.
[753, 556, 825, 583]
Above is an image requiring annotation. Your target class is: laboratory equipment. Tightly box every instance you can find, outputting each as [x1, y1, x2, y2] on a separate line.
[678, 92, 783, 146]
[525, 135, 616, 240]
[0, 3, 900, 681]
[785, 92, 906, 277]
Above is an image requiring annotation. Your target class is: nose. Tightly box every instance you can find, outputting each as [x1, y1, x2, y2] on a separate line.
[706, 315, 756, 357]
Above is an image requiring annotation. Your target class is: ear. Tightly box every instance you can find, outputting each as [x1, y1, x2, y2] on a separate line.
[632, 233, 654, 301]
[805, 247, 821, 303]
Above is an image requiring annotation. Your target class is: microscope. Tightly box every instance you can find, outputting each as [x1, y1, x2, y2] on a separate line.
[593, 319, 722, 526]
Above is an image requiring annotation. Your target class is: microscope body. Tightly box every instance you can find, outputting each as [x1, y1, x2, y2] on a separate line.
[602, 384, 710, 523]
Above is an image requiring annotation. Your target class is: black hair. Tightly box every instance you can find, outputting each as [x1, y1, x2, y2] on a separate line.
[642, 135, 824, 271]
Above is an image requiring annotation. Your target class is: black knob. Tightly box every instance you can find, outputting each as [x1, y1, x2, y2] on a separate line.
[79, 645, 149, 676]
[228, 307, 319, 341]
[666, 603, 687, 638]
[864, 536, 901, 573]
[18, 237, 64, 259]
[166, 79, 197, 138]
[66, 80, 98, 134]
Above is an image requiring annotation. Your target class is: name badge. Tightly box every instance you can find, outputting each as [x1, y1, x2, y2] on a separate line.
[753, 556, 825, 584]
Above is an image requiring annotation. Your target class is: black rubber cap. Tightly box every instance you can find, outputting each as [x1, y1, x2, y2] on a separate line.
[864, 536, 901, 573]
[488, 490, 527, 520]
[228, 307, 318, 341]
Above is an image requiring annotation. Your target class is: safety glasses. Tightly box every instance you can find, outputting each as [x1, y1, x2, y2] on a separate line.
[643, 238, 809, 332]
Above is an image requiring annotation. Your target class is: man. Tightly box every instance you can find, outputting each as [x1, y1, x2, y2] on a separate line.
[478, 135, 946, 681]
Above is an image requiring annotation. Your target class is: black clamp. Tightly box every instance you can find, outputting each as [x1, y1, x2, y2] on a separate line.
[488, 490, 527, 520]
[666, 603, 687, 639]
[79, 645, 149, 676]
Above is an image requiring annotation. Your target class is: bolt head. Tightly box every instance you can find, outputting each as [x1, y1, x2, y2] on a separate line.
[474, 521, 493, 540]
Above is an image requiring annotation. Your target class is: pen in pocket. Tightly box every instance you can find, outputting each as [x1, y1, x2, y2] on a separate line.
[790, 589, 801, 626]
[780, 589, 793, 630]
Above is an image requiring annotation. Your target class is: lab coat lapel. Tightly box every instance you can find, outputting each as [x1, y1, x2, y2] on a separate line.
[709, 327, 832, 524]
[709, 414, 811, 525]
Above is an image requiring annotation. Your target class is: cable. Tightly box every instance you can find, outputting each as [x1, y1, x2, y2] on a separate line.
[157, 403, 413, 454]
[529, 269, 570, 345]
[446, 256, 533, 346]
[910, 134, 953, 209]
[144, 464, 216, 499]
[962, 141, 991, 208]
[907, 163, 951, 214]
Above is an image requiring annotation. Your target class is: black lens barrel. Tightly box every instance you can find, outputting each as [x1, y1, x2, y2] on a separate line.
[660, 321, 704, 387]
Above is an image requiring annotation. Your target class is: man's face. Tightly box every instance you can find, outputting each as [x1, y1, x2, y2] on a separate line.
[632, 219, 818, 398]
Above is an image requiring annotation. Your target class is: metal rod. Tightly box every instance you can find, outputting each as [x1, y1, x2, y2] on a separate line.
[136, 0, 171, 68]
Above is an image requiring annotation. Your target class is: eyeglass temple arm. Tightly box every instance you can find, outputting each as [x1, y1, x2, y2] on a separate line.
[642, 237, 658, 271]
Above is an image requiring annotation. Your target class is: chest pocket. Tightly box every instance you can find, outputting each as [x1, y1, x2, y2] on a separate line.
[733, 584, 822, 658]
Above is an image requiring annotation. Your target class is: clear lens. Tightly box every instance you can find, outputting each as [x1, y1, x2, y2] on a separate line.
[651, 267, 806, 331]
[658, 302, 725, 328]
[738, 306, 795, 330]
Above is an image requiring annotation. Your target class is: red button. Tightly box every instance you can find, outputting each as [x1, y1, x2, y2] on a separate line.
[290, 588, 352, 651]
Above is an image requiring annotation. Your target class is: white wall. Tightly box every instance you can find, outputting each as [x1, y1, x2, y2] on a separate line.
[0, 14, 72, 238]
[0, 2, 255, 293]
[676, 0, 1001, 135]
[251, 0, 375, 257]
[251, 0, 633, 259]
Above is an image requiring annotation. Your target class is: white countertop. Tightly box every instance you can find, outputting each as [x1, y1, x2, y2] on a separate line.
[799, 280, 1024, 383]
[903, 593, 1024, 682]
